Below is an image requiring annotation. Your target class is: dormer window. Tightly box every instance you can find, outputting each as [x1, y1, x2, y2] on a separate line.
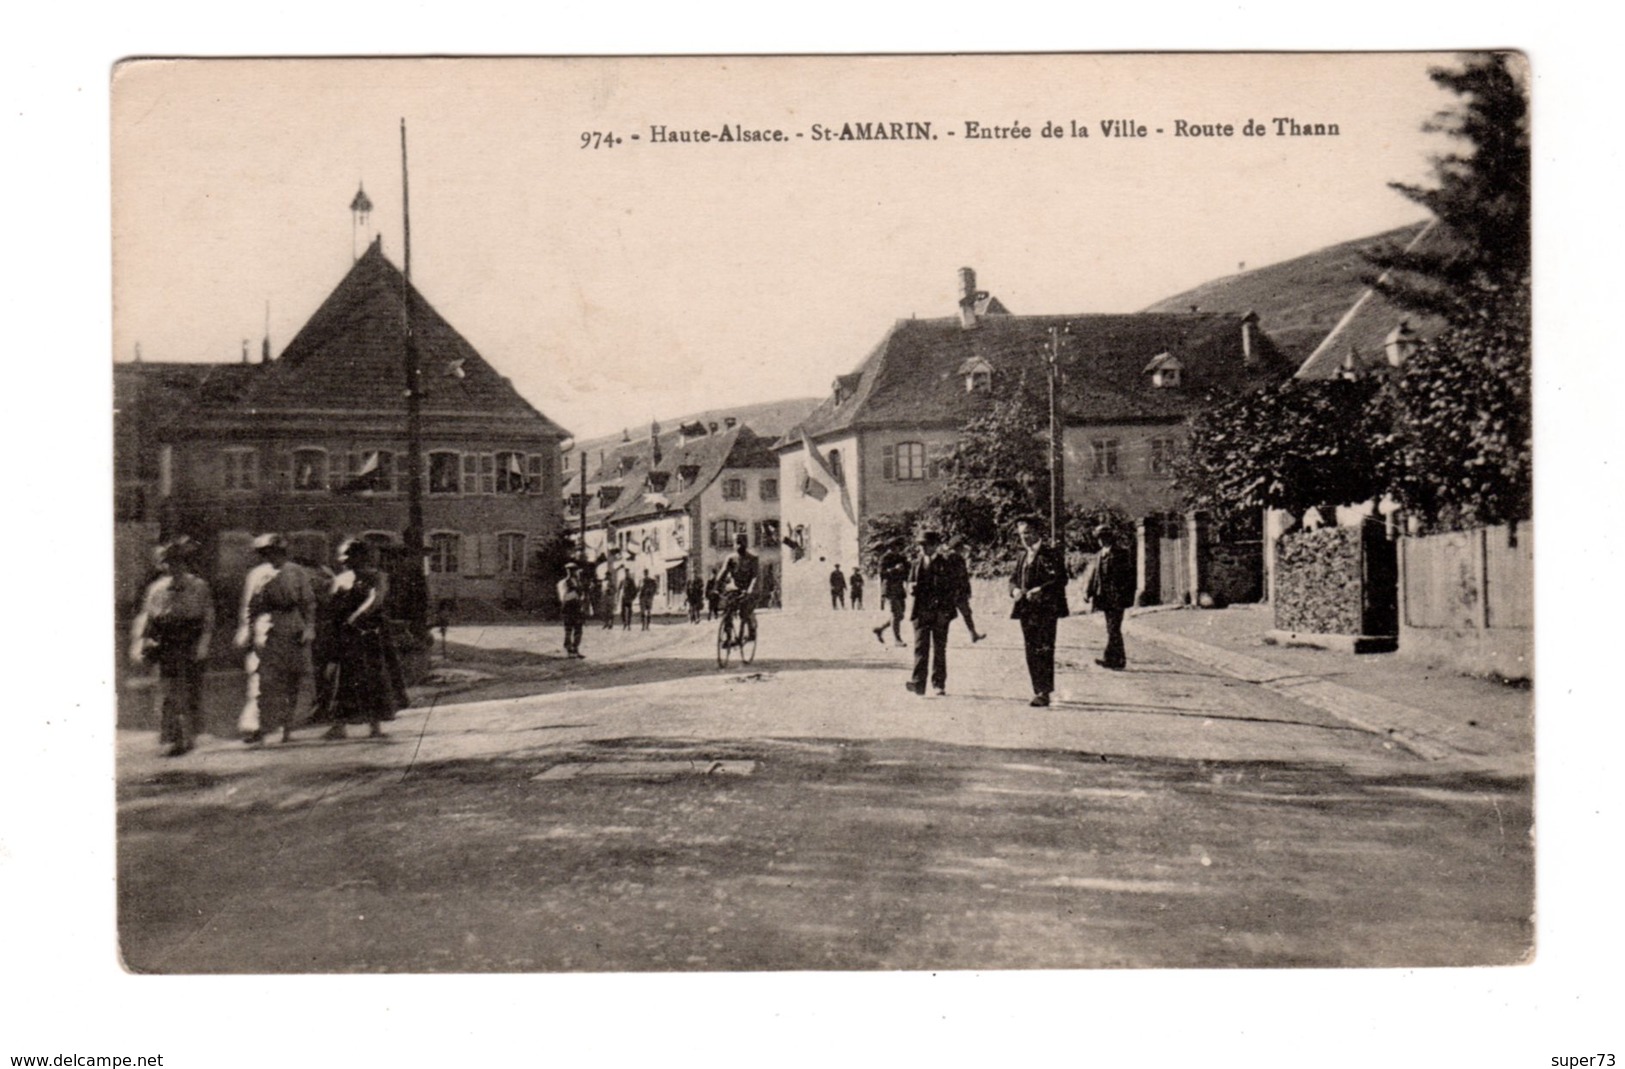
[645, 471, 671, 493]
[597, 485, 623, 508]
[958, 356, 994, 394]
[1143, 352, 1184, 389]
[618, 456, 637, 475]
[1384, 321, 1419, 367]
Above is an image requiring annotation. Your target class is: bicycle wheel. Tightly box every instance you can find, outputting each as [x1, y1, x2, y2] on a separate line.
[716, 617, 734, 668]
[740, 620, 757, 664]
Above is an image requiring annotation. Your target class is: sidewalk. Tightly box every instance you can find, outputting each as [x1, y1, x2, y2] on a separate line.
[1127, 604, 1532, 774]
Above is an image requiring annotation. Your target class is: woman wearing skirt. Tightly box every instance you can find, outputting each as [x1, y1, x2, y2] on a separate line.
[319, 539, 408, 739]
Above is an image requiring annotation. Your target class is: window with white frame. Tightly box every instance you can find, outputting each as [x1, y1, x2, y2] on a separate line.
[722, 477, 746, 501]
[1148, 437, 1177, 476]
[222, 448, 257, 492]
[496, 451, 527, 494]
[291, 448, 327, 492]
[1090, 439, 1121, 477]
[429, 451, 461, 494]
[711, 518, 746, 549]
[759, 478, 778, 502]
[754, 519, 780, 548]
[497, 532, 527, 574]
[428, 531, 461, 573]
[888, 441, 927, 481]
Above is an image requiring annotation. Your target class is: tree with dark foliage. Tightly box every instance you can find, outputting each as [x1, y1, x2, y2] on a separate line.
[1365, 52, 1530, 325]
[1373, 285, 1531, 532]
[1177, 378, 1390, 518]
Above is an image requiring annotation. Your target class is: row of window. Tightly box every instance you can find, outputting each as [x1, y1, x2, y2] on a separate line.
[219, 448, 550, 495]
[426, 531, 532, 576]
[709, 518, 780, 549]
[1089, 437, 1179, 478]
[720, 476, 778, 502]
[868, 437, 1180, 482]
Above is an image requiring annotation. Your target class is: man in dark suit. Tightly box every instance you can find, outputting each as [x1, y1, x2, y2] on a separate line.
[872, 549, 910, 647]
[1084, 523, 1136, 670]
[906, 530, 959, 696]
[1010, 517, 1070, 707]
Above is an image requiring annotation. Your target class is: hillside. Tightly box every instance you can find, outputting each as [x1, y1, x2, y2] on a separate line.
[1143, 222, 1430, 365]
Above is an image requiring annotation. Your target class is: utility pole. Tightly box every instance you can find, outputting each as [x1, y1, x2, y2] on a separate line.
[1047, 324, 1067, 557]
[401, 118, 427, 637]
[578, 451, 588, 556]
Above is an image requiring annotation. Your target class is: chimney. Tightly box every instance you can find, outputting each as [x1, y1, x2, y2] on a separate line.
[709, 421, 719, 433]
[724, 416, 737, 429]
[958, 266, 985, 330]
[241, 339, 250, 364]
[1241, 310, 1259, 366]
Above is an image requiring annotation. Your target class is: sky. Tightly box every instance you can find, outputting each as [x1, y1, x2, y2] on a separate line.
[112, 54, 1453, 441]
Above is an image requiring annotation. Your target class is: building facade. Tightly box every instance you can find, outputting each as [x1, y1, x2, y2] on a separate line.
[114, 238, 570, 620]
[563, 419, 783, 605]
[776, 268, 1296, 608]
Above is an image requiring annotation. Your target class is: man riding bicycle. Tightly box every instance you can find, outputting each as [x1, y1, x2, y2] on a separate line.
[717, 531, 760, 641]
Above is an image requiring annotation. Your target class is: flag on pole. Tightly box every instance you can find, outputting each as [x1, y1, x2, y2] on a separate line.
[800, 430, 854, 523]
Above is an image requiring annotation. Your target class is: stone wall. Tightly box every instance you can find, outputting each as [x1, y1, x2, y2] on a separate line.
[1273, 526, 1364, 635]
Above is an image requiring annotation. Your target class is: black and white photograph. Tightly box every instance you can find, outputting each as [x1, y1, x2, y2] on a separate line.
[107, 52, 1535, 976]
[5, 24, 1616, 1067]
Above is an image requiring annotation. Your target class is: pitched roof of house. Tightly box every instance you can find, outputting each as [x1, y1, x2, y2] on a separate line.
[565, 423, 778, 528]
[189, 238, 566, 434]
[783, 311, 1293, 444]
[1295, 221, 1450, 380]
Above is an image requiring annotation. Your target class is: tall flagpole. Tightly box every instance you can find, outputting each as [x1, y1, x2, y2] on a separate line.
[401, 118, 427, 636]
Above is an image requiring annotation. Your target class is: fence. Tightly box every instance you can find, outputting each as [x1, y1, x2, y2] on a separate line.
[1398, 522, 1532, 680]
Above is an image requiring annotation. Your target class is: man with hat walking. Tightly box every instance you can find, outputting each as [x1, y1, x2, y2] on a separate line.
[906, 530, 959, 696]
[129, 538, 214, 756]
[1085, 523, 1136, 671]
[557, 561, 587, 658]
[236, 533, 316, 743]
[1010, 516, 1070, 707]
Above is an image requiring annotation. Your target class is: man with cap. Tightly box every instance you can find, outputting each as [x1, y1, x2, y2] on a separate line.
[557, 561, 587, 658]
[906, 529, 959, 696]
[129, 537, 214, 756]
[1010, 516, 1070, 707]
[872, 548, 910, 647]
[236, 533, 316, 743]
[1084, 523, 1136, 670]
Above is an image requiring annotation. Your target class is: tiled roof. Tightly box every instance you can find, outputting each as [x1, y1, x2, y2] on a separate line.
[193, 239, 567, 435]
[1296, 222, 1449, 380]
[784, 311, 1294, 443]
[567, 423, 777, 527]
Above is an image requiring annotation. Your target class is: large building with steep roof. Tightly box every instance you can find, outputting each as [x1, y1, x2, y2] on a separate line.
[774, 268, 1296, 608]
[114, 237, 570, 617]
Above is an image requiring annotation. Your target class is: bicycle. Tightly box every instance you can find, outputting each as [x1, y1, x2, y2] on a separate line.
[716, 594, 757, 668]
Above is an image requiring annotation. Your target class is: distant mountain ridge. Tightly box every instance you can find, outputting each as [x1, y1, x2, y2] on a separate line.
[1143, 222, 1430, 366]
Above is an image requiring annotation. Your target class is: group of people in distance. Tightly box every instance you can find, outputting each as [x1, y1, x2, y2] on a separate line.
[557, 531, 765, 658]
[128, 533, 407, 757]
[866, 517, 1135, 707]
[826, 564, 865, 610]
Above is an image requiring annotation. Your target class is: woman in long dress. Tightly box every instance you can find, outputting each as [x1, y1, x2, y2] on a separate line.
[319, 539, 408, 739]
